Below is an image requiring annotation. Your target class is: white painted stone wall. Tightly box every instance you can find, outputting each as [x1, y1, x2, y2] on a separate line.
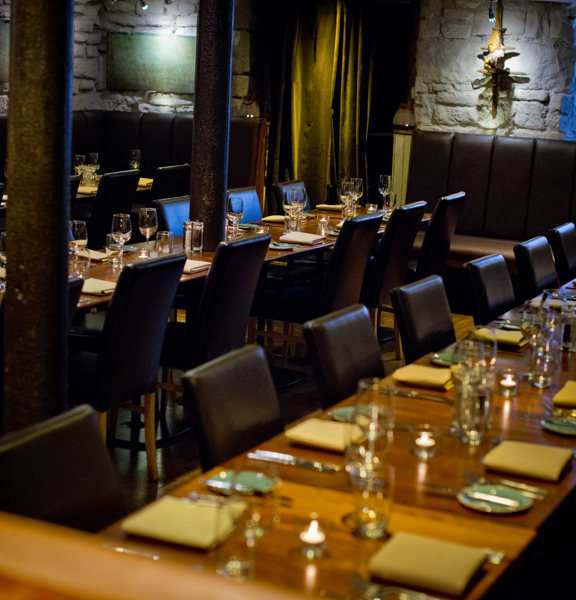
[0, 0, 259, 116]
[415, 0, 576, 138]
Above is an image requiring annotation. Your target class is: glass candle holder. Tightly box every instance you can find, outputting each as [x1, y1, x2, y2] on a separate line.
[412, 424, 439, 459]
[297, 514, 327, 559]
[256, 225, 269, 235]
[498, 369, 518, 397]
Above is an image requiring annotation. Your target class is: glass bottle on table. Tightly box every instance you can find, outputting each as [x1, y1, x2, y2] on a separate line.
[138, 207, 157, 258]
[111, 213, 132, 269]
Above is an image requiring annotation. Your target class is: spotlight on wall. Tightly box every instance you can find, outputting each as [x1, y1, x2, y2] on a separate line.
[140, 0, 148, 9]
[488, 0, 495, 23]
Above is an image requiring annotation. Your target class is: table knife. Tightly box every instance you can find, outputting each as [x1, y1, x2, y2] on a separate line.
[248, 450, 342, 473]
[466, 491, 520, 508]
[393, 389, 453, 404]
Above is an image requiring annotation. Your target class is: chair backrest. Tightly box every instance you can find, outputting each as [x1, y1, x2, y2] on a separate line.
[68, 277, 84, 328]
[93, 253, 186, 410]
[0, 404, 126, 532]
[390, 275, 456, 364]
[321, 213, 382, 314]
[182, 345, 283, 471]
[70, 175, 81, 199]
[513, 236, 558, 301]
[464, 254, 516, 325]
[148, 163, 190, 203]
[87, 169, 140, 250]
[548, 222, 576, 285]
[190, 234, 270, 367]
[273, 179, 312, 213]
[152, 195, 190, 238]
[415, 191, 466, 279]
[361, 201, 427, 308]
[227, 186, 263, 224]
[303, 304, 385, 410]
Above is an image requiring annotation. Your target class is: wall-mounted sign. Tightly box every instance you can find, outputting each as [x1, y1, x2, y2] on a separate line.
[108, 32, 196, 94]
[0, 22, 9, 83]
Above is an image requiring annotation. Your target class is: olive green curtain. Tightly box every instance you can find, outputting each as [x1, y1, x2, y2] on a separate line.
[266, 0, 373, 209]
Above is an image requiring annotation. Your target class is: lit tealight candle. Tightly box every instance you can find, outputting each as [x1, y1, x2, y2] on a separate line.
[299, 519, 326, 558]
[413, 426, 438, 459]
[498, 370, 518, 397]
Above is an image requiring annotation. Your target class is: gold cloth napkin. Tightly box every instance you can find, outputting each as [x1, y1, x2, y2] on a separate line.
[475, 327, 526, 347]
[121, 496, 237, 550]
[483, 441, 573, 482]
[78, 249, 108, 262]
[279, 232, 325, 245]
[316, 204, 343, 211]
[553, 381, 576, 408]
[138, 177, 154, 188]
[184, 259, 211, 274]
[77, 185, 98, 195]
[369, 532, 486, 597]
[260, 215, 286, 223]
[81, 278, 116, 296]
[285, 418, 359, 452]
[391, 364, 454, 391]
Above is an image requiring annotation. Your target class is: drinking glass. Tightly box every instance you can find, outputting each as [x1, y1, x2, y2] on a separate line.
[88, 152, 100, 185]
[138, 207, 157, 258]
[289, 189, 305, 230]
[539, 289, 566, 338]
[130, 149, 141, 170]
[74, 155, 86, 177]
[520, 301, 544, 349]
[111, 213, 132, 269]
[339, 181, 355, 218]
[69, 220, 88, 278]
[378, 174, 393, 215]
[227, 196, 244, 239]
[156, 231, 174, 255]
[351, 177, 363, 214]
[530, 338, 560, 388]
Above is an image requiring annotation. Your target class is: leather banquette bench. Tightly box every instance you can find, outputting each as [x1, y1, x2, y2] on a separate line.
[0, 110, 267, 196]
[406, 130, 576, 275]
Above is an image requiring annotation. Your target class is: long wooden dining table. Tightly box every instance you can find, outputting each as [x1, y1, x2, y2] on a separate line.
[95, 294, 576, 600]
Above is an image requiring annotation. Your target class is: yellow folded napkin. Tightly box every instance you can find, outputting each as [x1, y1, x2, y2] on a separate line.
[121, 496, 238, 550]
[77, 185, 98, 195]
[475, 327, 526, 347]
[138, 177, 154, 188]
[81, 278, 116, 296]
[553, 381, 576, 408]
[279, 232, 325, 245]
[391, 364, 454, 391]
[316, 204, 343, 211]
[369, 532, 486, 597]
[483, 441, 573, 482]
[285, 418, 358, 452]
[184, 259, 210, 274]
[261, 215, 286, 223]
[78, 249, 108, 262]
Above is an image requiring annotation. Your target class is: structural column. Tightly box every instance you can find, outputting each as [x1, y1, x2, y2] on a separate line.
[190, 0, 234, 251]
[4, 0, 74, 432]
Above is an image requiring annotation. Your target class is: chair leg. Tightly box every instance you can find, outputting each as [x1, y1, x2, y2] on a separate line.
[97, 411, 107, 440]
[144, 392, 158, 481]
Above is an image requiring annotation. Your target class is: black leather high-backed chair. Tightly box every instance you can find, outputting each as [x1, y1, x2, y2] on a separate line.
[303, 304, 385, 410]
[68, 253, 187, 481]
[152, 195, 190, 238]
[273, 179, 312, 214]
[412, 191, 466, 280]
[161, 235, 271, 372]
[464, 254, 517, 325]
[86, 170, 140, 250]
[390, 275, 456, 364]
[68, 277, 84, 327]
[0, 404, 126, 532]
[548, 222, 576, 285]
[227, 186, 263, 224]
[182, 345, 283, 472]
[514, 236, 559, 301]
[148, 164, 191, 203]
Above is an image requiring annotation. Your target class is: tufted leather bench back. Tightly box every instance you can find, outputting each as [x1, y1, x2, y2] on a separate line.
[406, 130, 576, 242]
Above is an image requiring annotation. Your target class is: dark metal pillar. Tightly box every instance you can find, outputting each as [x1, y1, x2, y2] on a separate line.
[190, 0, 235, 251]
[4, 0, 74, 432]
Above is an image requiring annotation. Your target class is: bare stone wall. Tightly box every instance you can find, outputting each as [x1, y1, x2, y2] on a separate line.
[0, 0, 259, 116]
[415, 0, 576, 139]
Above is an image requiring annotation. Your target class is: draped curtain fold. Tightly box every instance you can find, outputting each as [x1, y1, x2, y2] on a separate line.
[266, 0, 373, 210]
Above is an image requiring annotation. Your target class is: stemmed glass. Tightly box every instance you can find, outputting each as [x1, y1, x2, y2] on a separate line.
[74, 155, 86, 181]
[130, 149, 141, 170]
[88, 152, 100, 185]
[379, 174, 394, 216]
[338, 181, 355, 218]
[111, 213, 132, 269]
[138, 207, 157, 258]
[69, 220, 88, 278]
[351, 178, 363, 214]
[227, 196, 244, 239]
[290, 188, 305, 230]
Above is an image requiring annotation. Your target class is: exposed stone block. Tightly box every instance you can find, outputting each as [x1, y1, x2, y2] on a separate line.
[104, 1, 135, 13]
[74, 17, 94, 33]
[73, 43, 86, 59]
[231, 74, 249, 98]
[74, 4, 99, 19]
[233, 30, 251, 74]
[513, 89, 549, 103]
[175, 27, 196, 37]
[176, 15, 196, 27]
[86, 45, 100, 58]
[441, 20, 473, 39]
[515, 102, 547, 130]
[73, 58, 99, 80]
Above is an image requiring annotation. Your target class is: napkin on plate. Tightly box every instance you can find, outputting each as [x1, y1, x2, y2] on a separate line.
[78, 249, 108, 262]
[391, 364, 454, 391]
[138, 177, 154, 188]
[260, 215, 287, 223]
[316, 204, 343, 211]
[285, 418, 359, 452]
[184, 259, 211, 274]
[121, 496, 237, 550]
[369, 532, 486, 597]
[475, 327, 526, 347]
[77, 185, 98, 195]
[81, 278, 116, 296]
[279, 232, 325, 245]
[483, 440, 573, 482]
[553, 381, 576, 408]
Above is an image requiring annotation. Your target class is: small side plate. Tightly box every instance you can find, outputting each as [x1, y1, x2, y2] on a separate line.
[541, 417, 576, 437]
[431, 352, 461, 367]
[208, 469, 278, 494]
[458, 484, 533, 514]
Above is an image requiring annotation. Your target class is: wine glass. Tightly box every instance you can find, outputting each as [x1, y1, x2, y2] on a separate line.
[379, 175, 394, 216]
[138, 207, 157, 258]
[74, 155, 86, 178]
[111, 213, 132, 269]
[88, 152, 100, 185]
[69, 220, 88, 278]
[338, 181, 355, 218]
[227, 196, 244, 239]
[351, 177, 363, 213]
[130, 149, 141, 170]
